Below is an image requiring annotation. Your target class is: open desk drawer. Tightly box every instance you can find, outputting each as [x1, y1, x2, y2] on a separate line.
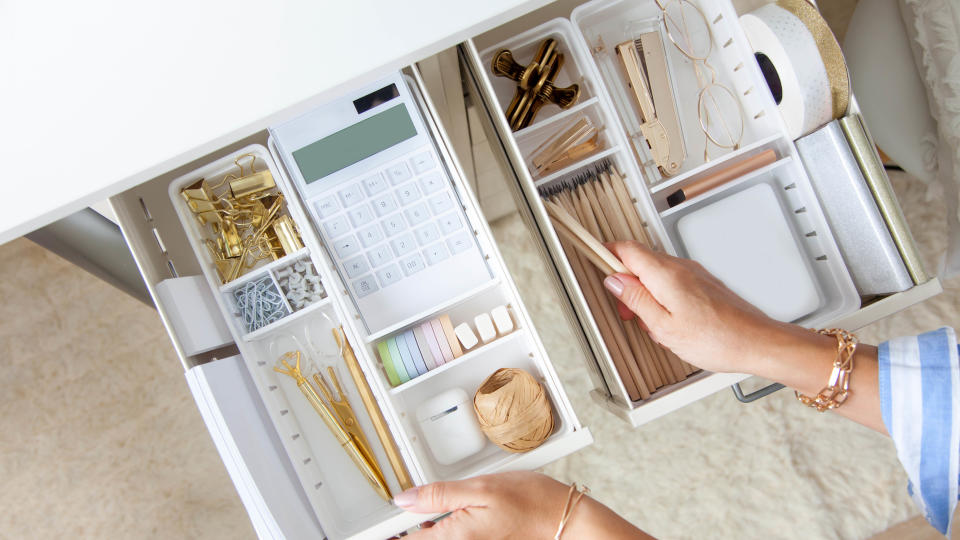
[108, 0, 941, 538]
[110, 64, 591, 539]
[461, 0, 943, 427]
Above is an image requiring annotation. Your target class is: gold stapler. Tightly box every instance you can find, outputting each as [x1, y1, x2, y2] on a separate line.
[615, 32, 685, 176]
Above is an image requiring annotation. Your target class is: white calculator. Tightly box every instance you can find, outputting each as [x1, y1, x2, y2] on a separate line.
[270, 73, 493, 333]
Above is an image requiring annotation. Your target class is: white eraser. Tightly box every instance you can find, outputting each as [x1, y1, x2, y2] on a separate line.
[490, 305, 514, 334]
[454, 322, 479, 350]
[474, 313, 496, 343]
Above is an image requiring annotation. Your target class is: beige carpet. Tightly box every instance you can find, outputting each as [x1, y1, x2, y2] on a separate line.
[0, 239, 253, 538]
[1, 169, 957, 539]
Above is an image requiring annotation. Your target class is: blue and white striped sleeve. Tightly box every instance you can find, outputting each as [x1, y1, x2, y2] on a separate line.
[879, 327, 960, 536]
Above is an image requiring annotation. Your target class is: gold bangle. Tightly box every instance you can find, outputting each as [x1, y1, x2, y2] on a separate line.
[795, 328, 858, 411]
[554, 482, 589, 540]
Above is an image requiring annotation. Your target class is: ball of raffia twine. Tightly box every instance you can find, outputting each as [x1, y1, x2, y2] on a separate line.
[473, 368, 554, 453]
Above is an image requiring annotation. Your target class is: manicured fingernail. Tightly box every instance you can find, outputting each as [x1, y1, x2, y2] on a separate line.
[393, 487, 419, 508]
[604, 275, 625, 297]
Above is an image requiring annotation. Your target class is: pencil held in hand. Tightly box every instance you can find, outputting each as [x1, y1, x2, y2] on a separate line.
[539, 161, 697, 401]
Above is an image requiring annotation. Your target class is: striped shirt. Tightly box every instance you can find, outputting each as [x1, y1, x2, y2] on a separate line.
[879, 327, 960, 535]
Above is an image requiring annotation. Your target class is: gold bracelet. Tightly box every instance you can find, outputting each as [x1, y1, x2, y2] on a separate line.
[554, 483, 589, 540]
[795, 328, 858, 411]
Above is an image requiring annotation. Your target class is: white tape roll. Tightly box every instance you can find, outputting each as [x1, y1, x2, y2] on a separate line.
[740, 5, 834, 139]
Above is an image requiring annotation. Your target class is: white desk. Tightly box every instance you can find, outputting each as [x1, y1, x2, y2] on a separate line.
[0, 0, 550, 244]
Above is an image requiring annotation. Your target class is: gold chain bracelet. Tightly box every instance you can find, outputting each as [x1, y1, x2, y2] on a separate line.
[795, 328, 858, 411]
[554, 483, 590, 539]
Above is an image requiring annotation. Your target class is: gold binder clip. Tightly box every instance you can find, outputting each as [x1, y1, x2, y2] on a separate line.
[272, 214, 304, 255]
[230, 153, 277, 199]
[491, 38, 580, 131]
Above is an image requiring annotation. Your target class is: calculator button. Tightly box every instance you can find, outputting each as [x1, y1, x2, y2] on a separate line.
[371, 193, 399, 217]
[361, 174, 389, 196]
[447, 231, 474, 254]
[367, 244, 393, 268]
[399, 253, 426, 276]
[386, 162, 412, 185]
[347, 203, 374, 227]
[410, 151, 436, 174]
[381, 215, 407, 237]
[414, 222, 441, 246]
[314, 195, 340, 218]
[424, 242, 450, 265]
[404, 202, 431, 226]
[390, 233, 417, 257]
[438, 213, 463, 235]
[428, 192, 454, 215]
[323, 214, 351, 239]
[338, 183, 364, 208]
[395, 182, 421, 206]
[357, 223, 385, 248]
[343, 255, 370, 278]
[419, 172, 445, 194]
[376, 264, 403, 288]
[333, 235, 362, 259]
[352, 275, 379, 298]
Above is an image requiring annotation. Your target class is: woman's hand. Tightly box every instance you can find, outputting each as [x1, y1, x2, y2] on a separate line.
[396, 471, 650, 539]
[602, 241, 819, 375]
[602, 241, 886, 433]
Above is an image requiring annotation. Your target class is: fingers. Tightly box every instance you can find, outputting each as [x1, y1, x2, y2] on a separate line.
[394, 479, 490, 515]
[603, 273, 668, 325]
[605, 241, 678, 305]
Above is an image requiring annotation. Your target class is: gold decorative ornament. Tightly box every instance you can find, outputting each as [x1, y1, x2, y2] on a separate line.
[491, 39, 580, 131]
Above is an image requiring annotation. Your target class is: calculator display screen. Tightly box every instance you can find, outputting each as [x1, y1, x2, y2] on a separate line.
[294, 103, 417, 184]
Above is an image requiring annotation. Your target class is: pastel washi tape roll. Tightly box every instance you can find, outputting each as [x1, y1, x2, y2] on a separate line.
[386, 337, 411, 383]
[377, 340, 402, 386]
[394, 333, 419, 380]
[403, 329, 428, 375]
[413, 324, 438, 370]
[421, 321, 446, 366]
[438, 314, 464, 358]
[430, 319, 455, 363]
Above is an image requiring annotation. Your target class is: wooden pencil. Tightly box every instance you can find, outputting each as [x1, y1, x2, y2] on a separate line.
[558, 191, 650, 399]
[569, 185, 653, 394]
[602, 170, 692, 380]
[553, 193, 648, 400]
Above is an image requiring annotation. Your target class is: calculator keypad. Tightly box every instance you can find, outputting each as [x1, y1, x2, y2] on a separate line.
[311, 149, 478, 299]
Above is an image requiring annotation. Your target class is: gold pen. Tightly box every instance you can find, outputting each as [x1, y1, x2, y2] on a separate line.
[333, 326, 415, 491]
[312, 367, 390, 494]
[274, 352, 392, 502]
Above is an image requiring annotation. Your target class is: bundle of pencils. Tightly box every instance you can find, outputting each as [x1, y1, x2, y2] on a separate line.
[538, 161, 697, 401]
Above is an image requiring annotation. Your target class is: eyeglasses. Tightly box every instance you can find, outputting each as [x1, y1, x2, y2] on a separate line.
[656, 0, 743, 160]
